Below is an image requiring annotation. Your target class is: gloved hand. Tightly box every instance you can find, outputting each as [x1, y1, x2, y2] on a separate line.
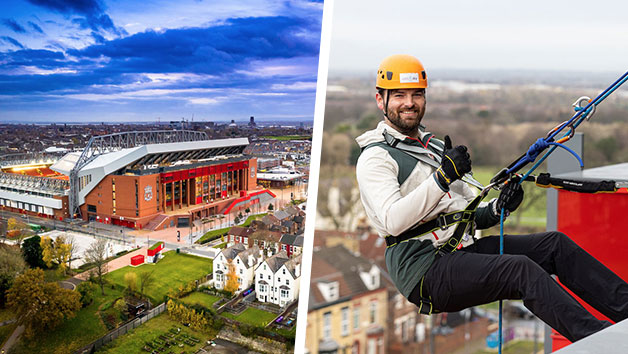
[496, 177, 524, 214]
[435, 135, 472, 187]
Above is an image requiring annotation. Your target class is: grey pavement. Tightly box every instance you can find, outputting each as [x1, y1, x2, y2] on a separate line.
[1, 325, 24, 353]
[208, 339, 259, 354]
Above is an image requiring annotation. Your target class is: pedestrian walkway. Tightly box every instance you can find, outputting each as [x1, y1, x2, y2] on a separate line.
[74, 247, 147, 280]
[1, 325, 24, 353]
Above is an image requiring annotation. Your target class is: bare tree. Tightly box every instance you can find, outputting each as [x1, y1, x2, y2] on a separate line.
[138, 270, 156, 299]
[66, 235, 77, 272]
[85, 239, 109, 295]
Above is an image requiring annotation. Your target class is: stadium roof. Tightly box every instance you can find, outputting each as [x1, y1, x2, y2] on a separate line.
[50, 137, 249, 208]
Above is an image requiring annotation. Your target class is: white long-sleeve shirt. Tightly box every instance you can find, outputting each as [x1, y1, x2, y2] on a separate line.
[356, 121, 481, 248]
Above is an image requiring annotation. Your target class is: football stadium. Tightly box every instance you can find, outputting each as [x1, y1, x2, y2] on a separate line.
[0, 130, 274, 230]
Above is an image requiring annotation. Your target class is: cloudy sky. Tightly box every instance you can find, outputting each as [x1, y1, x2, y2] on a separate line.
[0, 0, 323, 123]
[329, 0, 628, 77]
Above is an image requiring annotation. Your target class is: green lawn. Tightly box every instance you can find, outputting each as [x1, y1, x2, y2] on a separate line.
[222, 307, 277, 327]
[197, 226, 230, 244]
[180, 292, 222, 309]
[105, 251, 212, 305]
[214, 242, 227, 249]
[241, 213, 266, 227]
[97, 313, 215, 354]
[196, 213, 267, 244]
[10, 285, 126, 354]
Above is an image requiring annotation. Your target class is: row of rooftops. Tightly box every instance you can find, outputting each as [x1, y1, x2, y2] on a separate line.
[217, 243, 302, 279]
[228, 205, 306, 249]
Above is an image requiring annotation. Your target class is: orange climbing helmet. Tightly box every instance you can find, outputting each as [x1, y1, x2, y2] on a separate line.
[376, 54, 428, 90]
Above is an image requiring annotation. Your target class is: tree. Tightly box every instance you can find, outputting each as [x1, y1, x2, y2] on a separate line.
[76, 281, 96, 308]
[66, 235, 77, 271]
[21, 235, 45, 268]
[41, 236, 53, 268]
[268, 203, 274, 211]
[7, 218, 28, 243]
[85, 239, 109, 295]
[224, 259, 239, 294]
[245, 207, 251, 214]
[40, 235, 72, 275]
[7, 268, 80, 337]
[0, 245, 27, 307]
[114, 298, 128, 320]
[124, 272, 138, 294]
[138, 270, 156, 298]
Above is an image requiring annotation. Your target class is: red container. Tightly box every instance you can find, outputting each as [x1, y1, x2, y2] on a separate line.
[553, 188, 628, 350]
[131, 254, 144, 266]
[147, 242, 164, 256]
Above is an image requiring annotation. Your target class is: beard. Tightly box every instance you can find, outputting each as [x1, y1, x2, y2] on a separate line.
[386, 107, 424, 135]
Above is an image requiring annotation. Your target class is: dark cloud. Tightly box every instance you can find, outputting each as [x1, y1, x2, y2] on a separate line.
[0, 16, 321, 95]
[90, 31, 105, 44]
[27, 0, 105, 17]
[73, 16, 320, 74]
[2, 19, 26, 33]
[0, 36, 25, 49]
[0, 49, 65, 72]
[27, 0, 125, 36]
[27, 21, 45, 34]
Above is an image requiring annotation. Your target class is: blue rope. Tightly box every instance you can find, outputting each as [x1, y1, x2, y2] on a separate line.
[498, 206, 505, 354]
[503, 70, 628, 177]
[494, 69, 628, 354]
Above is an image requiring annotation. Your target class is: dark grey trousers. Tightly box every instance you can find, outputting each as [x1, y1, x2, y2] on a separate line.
[409, 231, 628, 342]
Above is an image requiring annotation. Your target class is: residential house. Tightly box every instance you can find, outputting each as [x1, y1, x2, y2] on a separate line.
[306, 245, 387, 354]
[232, 245, 264, 293]
[273, 209, 291, 222]
[284, 204, 301, 216]
[279, 233, 304, 257]
[213, 243, 246, 291]
[261, 214, 280, 227]
[227, 226, 254, 246]
[293, 214, 305, 229]
[249, 219, 267, 231]
[281, 219, 298, 234]
[255, 251, 302, 307]
[249, 229, 283, 257]
[276, 253, 302, 307]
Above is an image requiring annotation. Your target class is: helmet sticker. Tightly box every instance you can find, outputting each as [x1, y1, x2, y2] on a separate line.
[399, 73, 419, 83]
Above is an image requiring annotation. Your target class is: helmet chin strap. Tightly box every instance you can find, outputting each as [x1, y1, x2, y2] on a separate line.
[383, 89, 390, 119]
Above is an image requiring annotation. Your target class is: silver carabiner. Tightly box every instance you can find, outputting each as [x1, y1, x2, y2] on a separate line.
[572, 96, 596, 121]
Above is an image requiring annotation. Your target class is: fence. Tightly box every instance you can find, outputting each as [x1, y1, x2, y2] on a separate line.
[74, 302, 167, 354]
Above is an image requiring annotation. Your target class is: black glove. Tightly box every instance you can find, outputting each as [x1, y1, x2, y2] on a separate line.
[435, 135, 472, 187]
[496, 177, 524, 214]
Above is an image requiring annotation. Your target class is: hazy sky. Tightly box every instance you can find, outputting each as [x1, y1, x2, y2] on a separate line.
[0, 0, 323, 122]
[329, 0, 628, 75]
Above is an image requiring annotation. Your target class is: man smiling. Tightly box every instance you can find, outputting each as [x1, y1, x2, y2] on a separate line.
[355, 54, 628, 342]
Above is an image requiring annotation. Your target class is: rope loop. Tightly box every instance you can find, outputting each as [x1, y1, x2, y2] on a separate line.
[525, 138, 549, 162]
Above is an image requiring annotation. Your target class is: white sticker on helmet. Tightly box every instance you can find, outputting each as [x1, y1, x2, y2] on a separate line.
[399, 73, 419, 83]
